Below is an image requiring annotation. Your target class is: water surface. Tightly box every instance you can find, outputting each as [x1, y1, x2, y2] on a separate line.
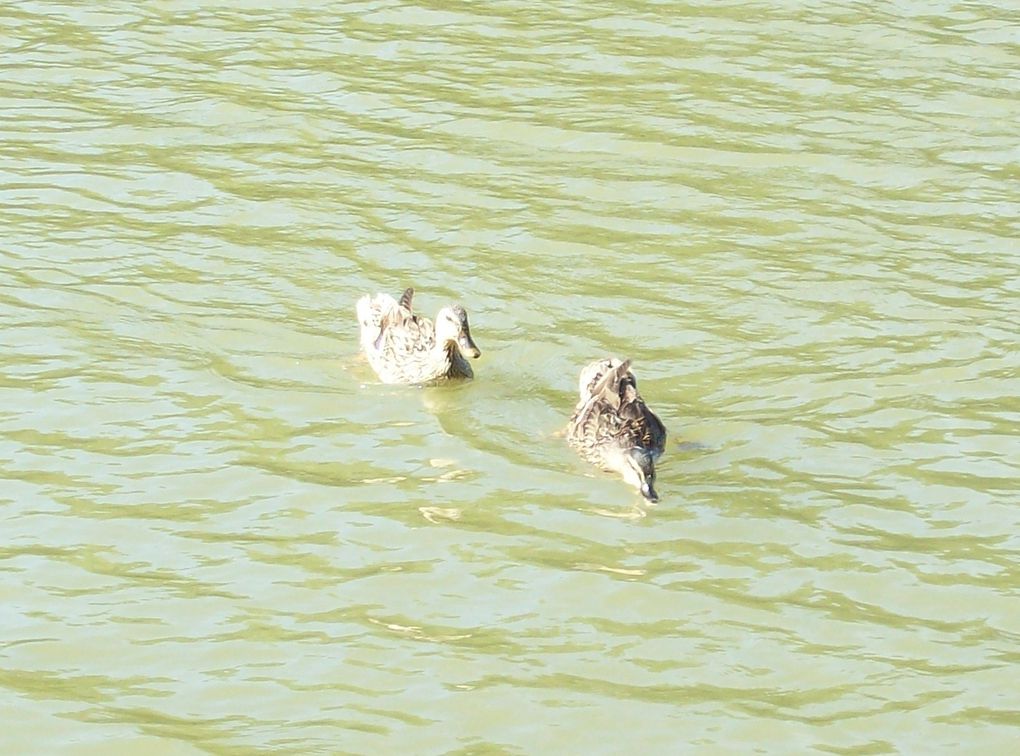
[2, 1, 1019, 753]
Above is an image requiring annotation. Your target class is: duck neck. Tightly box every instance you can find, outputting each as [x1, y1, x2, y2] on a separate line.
[435, 340, 457, 366]
[440, 340, 471, 377]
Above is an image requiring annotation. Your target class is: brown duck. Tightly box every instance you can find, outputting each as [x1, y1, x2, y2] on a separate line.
[567, 357, 667, 501]
[356, 287, 480, 384]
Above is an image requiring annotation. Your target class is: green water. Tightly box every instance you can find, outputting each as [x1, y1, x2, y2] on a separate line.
[2, 2, 1018, 753]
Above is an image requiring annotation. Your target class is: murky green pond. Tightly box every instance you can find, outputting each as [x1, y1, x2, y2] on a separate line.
[3, 2, 1018, 753]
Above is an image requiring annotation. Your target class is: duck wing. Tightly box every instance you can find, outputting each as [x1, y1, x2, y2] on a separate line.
[575, 360, 666, 454]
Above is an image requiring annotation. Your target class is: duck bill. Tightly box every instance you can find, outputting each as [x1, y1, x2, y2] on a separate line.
[457, 328, 481, 359]
[640, 481, 659, 502]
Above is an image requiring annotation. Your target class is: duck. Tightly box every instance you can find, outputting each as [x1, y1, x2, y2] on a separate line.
[567, 357, 667, 501]
[356, 287, 481, 384]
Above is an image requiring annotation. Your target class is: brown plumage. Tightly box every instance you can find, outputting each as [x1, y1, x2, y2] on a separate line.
[356, 287, 480, 384]
[567, 358, 667, 501]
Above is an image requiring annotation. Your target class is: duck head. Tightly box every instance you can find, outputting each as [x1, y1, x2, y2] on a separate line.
[623, 448, 658, 502]
[435, 305, 481, 359]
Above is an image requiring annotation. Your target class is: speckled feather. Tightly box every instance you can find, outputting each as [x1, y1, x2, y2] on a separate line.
[567, 358, 666, 498]
[357, 287, 478, 384]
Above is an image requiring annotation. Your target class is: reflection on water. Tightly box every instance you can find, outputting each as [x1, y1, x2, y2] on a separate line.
[3, 1, 1018, 751]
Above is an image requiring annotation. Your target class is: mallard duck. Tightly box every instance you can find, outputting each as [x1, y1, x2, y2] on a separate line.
[356, 287, 481, 384]
[567, 357, 667, 501]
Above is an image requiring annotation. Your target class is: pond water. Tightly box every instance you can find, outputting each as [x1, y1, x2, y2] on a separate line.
[2, 1, 1018, 753]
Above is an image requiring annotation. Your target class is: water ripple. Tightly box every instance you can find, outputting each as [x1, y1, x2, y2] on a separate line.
[3, 0, 1019, 751]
